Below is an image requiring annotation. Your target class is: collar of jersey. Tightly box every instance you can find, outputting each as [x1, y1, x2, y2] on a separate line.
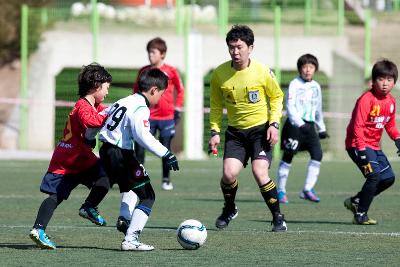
[137, 92, 150, 107]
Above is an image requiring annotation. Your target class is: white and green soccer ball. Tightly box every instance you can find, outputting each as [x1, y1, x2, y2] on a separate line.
[177, 219, 207, 250]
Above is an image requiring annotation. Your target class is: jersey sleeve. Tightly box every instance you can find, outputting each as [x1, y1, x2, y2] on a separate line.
[130, 106, 169, 158]
[352, 96, 370, 149]
[385, 100, 400, 140]
[286, 80, 305, 127]
[265, 68, 284, 124]
[78, 102, 108, 128]
[209, 71, 224, 133]
[171, 67, 185, 109]
[314, 84, 326, 132]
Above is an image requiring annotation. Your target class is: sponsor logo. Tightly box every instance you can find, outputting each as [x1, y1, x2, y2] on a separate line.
[143, 120, 149, 127]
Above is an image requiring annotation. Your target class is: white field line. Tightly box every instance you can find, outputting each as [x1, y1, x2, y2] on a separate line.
[1, 224, 399, 237]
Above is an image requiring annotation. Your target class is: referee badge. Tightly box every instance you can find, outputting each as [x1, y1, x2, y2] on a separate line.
[248, 90, 260, 103]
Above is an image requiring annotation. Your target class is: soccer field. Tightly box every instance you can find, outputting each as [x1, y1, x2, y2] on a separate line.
[0, 159, 399, 266]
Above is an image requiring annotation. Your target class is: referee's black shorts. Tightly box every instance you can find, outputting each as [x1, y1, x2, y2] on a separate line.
[99, 142, 150, 193]
[223, 123, 272, 168]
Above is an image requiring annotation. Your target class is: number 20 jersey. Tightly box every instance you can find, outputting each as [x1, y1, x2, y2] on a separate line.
[98, 93, 168, 158]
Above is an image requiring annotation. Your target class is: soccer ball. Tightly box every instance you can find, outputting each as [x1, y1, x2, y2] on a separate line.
[176, 219, 207, 250]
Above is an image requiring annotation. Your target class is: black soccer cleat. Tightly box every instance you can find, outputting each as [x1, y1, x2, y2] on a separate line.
[116, 216, 131, 235]
[353, 212, 377, 225]
[271, 213, 287, 232]
[215, 205, 238, 229]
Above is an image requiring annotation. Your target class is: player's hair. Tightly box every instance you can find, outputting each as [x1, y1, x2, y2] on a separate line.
[297, 54, 319, 72]
[137, 68, 168, 92]
[371, 59, 398, 83]
[146, 37, 167, 54]
[226, 25, 254, 46]
[78, 63, 112, 98]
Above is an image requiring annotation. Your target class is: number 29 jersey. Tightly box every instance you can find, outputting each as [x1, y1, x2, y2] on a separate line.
[99, 93, 168, 158]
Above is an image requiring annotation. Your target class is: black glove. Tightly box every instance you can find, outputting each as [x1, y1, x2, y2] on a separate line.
[174, 110, 181, 125]
[357, 149, 369, 166]
[395, 139, 400, 156]
[299, 123, 311, 134]
[163, 151, 179, 171]
[318, 131, 329, 139]
[84, 138, 96, 149]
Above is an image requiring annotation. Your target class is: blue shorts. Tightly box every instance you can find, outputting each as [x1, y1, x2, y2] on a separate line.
[149, 119, 175, 138]
[347, 148, 394, 180]
[40, 160, 107, 200]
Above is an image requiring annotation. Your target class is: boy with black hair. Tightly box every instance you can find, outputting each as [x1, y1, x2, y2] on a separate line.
[277, 54, 329, 204]
[345, 59, 400, 225]
[98, 68, 179, 251]
[29, 63, 112, 249]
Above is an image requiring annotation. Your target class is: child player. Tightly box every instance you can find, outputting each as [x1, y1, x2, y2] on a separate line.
[133, 37, 184, 191]
[29, 63, 112, 249]
[345, 59, 400, 225]
[98, 68, 179, 251]
[277, 54, 329, 204]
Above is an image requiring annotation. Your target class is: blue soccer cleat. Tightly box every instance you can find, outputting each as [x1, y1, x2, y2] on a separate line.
[79, 205, 107, 226]
[300, 188, 320, 203]
[278, 190, 289, 204]
[29, 228, 56, 249]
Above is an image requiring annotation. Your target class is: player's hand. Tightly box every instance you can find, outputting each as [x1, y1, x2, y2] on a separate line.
[163, 151, 179, 171]
[267, 126, 279, 145]
[84, 138, 96, 149]
[318, 131, 329, 139]
[209, 133, 220, 152]
[174, 110, 181, 125]
[395, 139, 400, 156]
[299, 123, 311, 134]
[357, 149, 369, 165]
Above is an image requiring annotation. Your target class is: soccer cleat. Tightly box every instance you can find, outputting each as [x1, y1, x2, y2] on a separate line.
[299, 189, 320, 203]
[79, 205, 107, 226]
[278, 190, 289, 204]
[353, 212, 377, 225]
[215, 205, 238, 229]
[161, 181, 174, 191]
[271, 213, 287, 232]
[29, 228, 56, 250]
[121, 237, 154, 251]
[344, 197, 358, 215]
[116, 216, 130, 235]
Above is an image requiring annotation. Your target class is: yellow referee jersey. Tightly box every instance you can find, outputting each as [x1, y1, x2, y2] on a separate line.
[210, 59, 284, 132]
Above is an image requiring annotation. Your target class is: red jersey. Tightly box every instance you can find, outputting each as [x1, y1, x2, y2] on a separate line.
[48, 98, 107, 175]
[134, 64, 184, 120]
[346, 90, 400, 150]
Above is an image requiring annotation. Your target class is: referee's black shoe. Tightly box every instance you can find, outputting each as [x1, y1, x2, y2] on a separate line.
[215, 205, 238, 229]
[271, 213, 287, 232]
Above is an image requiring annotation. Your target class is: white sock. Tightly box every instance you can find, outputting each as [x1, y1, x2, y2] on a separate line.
[304, 160, 321, 191]
[277, 161, 291, 193]
[119, 190, 138, 220]
[126, 208, 149, 239]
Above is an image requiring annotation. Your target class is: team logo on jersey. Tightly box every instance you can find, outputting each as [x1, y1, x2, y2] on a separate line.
[143, 120, 149, 127]
[390, 104, 394, 113]
[248, 90, 260, 103]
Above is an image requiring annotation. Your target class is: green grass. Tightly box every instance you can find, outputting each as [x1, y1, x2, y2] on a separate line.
[0, 159, 400, 266]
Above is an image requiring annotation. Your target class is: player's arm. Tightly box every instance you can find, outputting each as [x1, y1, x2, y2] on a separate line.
[171, 68, 185, 123]
[286, 80, 305, 127]
[209, 72, 223, 150]
[352, 97, 369, 149]
[315, 84, 328, 139]
[385, 100, 400, 140]
[78, 103, 108, 128]
[265, 68, 283, 145]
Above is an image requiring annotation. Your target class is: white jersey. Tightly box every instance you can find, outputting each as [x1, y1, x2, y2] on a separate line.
[98, 93, 168, 158]
[286, 77, 326, 132]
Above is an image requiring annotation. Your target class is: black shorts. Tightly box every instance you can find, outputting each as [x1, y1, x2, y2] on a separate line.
[280, 119, 322, 158]
[39, 160, 106, 200]
[99, 142, 150, 193]
[223, 123, 272, 167]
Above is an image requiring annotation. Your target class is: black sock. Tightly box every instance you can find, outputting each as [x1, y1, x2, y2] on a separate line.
[220, 179, 238, 210]
[375, 177, 395, 196]
[84, 176, 109, 207]
[33, 194, 61, 230]
[259, 180, 280, 215]
[358, 174, 379, 213]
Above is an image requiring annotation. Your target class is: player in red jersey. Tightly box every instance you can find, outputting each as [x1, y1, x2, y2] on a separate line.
[29, 63, 112, 249]
[344, 59, 400, 225]
[133, 37, 184, 191]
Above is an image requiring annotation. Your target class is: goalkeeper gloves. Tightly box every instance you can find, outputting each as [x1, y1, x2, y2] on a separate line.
[357, 149, 369, 166]
[395, 139, 400, 156]
[163, 151, 179, 171]
[318, 131, 329, 139]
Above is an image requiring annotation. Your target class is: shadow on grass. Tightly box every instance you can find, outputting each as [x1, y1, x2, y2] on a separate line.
[0, 243, 123, 251]
[183, 198, 261, 203]
[251, 219, 352, 225]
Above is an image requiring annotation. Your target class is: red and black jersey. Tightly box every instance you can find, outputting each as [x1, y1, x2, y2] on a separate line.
[346, 90, 400, 150]
[48, 98, 107, 175]
[133, 64, 184, 120]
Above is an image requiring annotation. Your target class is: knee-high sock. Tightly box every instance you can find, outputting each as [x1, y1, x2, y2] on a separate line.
[358, 173, 379, 213]
[33, 194, 63, 230]
[119, 190, 138, 220]
[126, 207, 150, 239]
[260, 180, 281, 215]
[304, 160, 321, 191]
[220, 179, 238, 209]
[277, 161, 291, 192]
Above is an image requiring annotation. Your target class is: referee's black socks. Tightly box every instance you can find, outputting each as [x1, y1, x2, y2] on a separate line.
[259, 180, 280, 215]
[220, 179, 238, 210]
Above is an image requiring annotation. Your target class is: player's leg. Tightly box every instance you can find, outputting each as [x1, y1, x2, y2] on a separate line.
[117, 190, 138, 235]
[122, 183, 155, 251]
[79, 161, 110, 226]
[251, 124, 287, 232]
[215, 127, 244, 229]
[159, 119, 175, 190]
